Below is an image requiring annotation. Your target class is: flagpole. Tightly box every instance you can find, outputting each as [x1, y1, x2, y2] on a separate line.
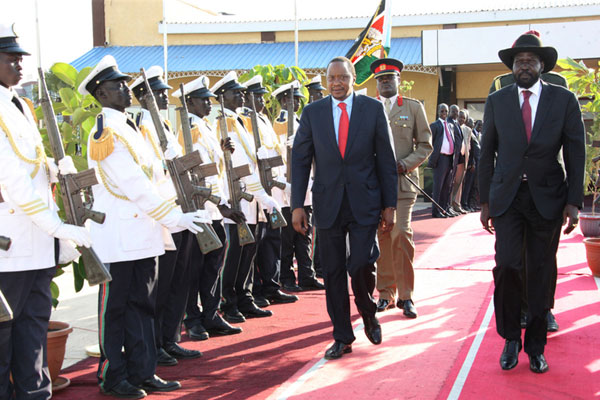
[163, 0, 168, 85]
[294, 0, 298, 67]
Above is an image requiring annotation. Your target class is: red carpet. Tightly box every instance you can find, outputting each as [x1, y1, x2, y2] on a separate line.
[52, 210, 598, 400]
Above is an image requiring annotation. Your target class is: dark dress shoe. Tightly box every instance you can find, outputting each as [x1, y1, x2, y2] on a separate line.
[253, 295, 271, 308]
[547, 312, 559, 332]
[204, 317, 243, 336]
[520, 313, 528, 329]
[188, 323, 209, 341]
[376, 299, 395, 312]
[240, 304, 273, 318]
[432, 213, 448, 218]
[265, 290, 298, 304]
[223, 310, 246, 323]
[139, 375, 181, 392]
[500, 339, 521, 370]
[299, 278, 326, 291]
[324, 341, 352, 360]
[363, 315, 382, 345]
[156, 348, 178, 366]
[529, 353, 549, 373]
[398, 299, 417, 318]
[101, 379, 147, 398]
[282, 282, 303, 292]
[164, 342, 202, 359]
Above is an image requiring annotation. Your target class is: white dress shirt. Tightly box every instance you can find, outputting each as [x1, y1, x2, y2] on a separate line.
[331, 93, 354, 144]
[518, 79, 542, 132]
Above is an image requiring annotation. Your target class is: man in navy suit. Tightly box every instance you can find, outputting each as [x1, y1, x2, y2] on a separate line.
[428, 104, 456, 218]
[292, 56, 397, 360]
[479, 32, 584, 374]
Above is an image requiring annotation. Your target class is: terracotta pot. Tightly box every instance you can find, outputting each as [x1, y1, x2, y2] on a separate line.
[584, 237, 600, 277]
[580, 213, 600, 237]
[46, 321, 73, 392]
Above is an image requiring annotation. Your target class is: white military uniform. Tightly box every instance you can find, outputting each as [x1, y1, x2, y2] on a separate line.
[0, 85, 60, 271]
[136, 109, 185, 238]
[213, 107, 276, 224]
[186, 113, 228, 221]
[87, 108, 184, 263]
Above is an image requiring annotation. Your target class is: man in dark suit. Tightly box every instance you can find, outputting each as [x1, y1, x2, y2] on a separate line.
[479, 32, 584, 374]
[292, 56, 398, 360]
[429, 104, 456, 218]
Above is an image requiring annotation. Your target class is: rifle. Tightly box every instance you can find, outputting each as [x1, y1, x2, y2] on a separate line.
[176, 84, 221, 209]
[0, 289, 12, 322]
[401, 173, 449, 217]
[247, 92, 287, 229]
[38, 68, 112, 286]
[217, 94, 255, 245]
[139, 69, 222, 254]
[286, 87, 294, 183]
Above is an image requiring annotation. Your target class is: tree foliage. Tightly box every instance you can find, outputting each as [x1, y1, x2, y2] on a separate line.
[558, 58, 600, 204]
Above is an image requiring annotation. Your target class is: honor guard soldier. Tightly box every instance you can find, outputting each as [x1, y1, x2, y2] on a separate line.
[172, 76, 244, 340]
[240, 75, 298, 305]
[273, 82, 324, 292]
[129, 66, 202, 367]
[0, 23, 91, 400]
[370, 58, 433, 318]
[305, 75, 326, 103]
[211, 71, 279, 323]
[79, 55, 209, 398]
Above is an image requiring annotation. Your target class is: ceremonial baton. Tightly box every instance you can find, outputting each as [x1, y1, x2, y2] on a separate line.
[401, 173, 449, 217]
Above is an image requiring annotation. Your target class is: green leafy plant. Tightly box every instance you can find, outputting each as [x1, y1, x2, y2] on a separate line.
[558, 57, 600, 212]
[34, 62, 102, 306]
[238, 64, 309, 121]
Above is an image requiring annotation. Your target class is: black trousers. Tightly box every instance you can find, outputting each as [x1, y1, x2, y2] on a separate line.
[280, 206, 316, 285]
[184, 221, 227, 330]
[318, 193, 379, 344]
[253, 214, 283, 297]
[492, 182, 562, 356]
[0, 267, 55, 400]
[97, 257, 158, 390]
[154, 231, 192, 347]
[221, 223, 257, 314]
[432, 154, 454, 215]
[461, 166, 476, 207]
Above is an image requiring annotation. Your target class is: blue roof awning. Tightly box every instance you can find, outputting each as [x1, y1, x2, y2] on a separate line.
[71, 38, 422, 73]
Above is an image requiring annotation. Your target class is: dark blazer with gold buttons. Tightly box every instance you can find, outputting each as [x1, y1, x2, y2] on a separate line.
[386, 96, 433, 200]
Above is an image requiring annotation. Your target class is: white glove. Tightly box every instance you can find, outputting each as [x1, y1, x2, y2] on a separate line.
[46, 157, 59, 183]
[53, 223, 92, 248]
[261, 195, 280, 212]
[177, 211, 210, 234]
[58, 156, 78, 175]
[164, 140, 182, 161]
[286, 134, 295, 148]
[58, 239, 81, 264]
[256, 146, 270, 160]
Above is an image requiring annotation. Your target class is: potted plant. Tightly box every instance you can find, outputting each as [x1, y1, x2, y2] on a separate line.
[34, 62, 100, 391]
[559, 58, 600, 237]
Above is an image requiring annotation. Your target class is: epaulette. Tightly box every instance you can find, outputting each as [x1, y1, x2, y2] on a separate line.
[90, 113, 115, 161]
[21, 97, 37, 124]
[239, 114, 252, 133]
[177, 124, 201, 152]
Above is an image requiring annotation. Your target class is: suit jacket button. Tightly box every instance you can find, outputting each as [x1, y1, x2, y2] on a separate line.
[133, 213, 138, 218]
[9, 209, 14, 214]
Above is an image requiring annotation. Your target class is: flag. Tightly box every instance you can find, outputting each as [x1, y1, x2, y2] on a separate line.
[345, 0, 392, 86]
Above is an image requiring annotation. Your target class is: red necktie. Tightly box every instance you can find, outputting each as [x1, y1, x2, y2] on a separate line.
[338, 102, 349, 158]
[443, 121, 454, 154]
[522, 90, 532, 142]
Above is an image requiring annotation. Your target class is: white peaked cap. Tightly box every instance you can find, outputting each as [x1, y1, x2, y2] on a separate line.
[78, 55, 131, 96]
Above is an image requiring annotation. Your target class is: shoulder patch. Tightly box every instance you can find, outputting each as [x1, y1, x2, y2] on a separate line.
[90, 114, 115, 161]
[135, 112, 142, 127]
